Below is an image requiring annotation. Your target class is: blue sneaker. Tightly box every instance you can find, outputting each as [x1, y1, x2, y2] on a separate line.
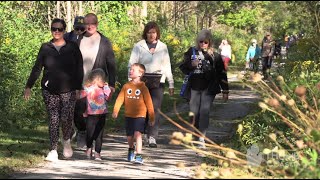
[134, 154, 143, 164]
[127, 149, 135, 162]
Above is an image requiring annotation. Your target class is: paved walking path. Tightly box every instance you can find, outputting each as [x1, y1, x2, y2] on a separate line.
[11, 73, 260, 179]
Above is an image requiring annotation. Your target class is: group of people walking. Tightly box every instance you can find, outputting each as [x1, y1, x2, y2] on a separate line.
[23, 13, 229, 164]
[245, 32, 276, 79]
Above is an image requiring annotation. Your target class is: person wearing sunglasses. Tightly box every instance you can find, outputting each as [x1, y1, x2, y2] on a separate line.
[64, 16, 86, 42]
[24, 18, 84, 162]
[179, 29, 229, 149]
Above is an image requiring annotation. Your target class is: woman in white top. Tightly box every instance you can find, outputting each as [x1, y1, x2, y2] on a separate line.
[219, 39, 232, 71]
[128, 21, 174, 148]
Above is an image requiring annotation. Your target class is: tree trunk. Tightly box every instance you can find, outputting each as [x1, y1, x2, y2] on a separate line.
[67, 1, 71, 32]
[174, 1, 177, 29]
[91, 1, 95, 12]
[140, 1, 147, 28]
[79, 1, 83, 16]
[57, 1, 60, 18]
[48, 6, 51, 28]
[208, 16, 212, 29]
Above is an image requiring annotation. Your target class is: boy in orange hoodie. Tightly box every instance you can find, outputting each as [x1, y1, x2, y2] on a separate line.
[112, 63, 155, 164]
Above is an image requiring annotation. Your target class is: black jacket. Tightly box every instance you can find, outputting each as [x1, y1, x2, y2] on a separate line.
[26, 40, 84, 94]
[76, 32, 116, 87]
[180, 47, 229, 95]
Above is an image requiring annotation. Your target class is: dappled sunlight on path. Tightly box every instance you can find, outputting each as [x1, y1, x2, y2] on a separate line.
[11, 72, 259, 179]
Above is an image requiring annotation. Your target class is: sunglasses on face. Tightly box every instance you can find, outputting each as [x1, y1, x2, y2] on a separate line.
[199, 41, 209, 44]
[51, 27, 64, 32]
[75, 27, 85, 31]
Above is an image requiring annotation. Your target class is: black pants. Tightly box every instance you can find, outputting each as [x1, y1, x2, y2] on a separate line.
[86, 114, 106, 153]
[144, 83, 164, 139]
[74, 97, 87, 132]
[262, 56, 273, 75]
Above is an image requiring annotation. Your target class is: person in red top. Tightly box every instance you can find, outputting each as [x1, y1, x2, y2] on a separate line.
[112, 63, 155, 164]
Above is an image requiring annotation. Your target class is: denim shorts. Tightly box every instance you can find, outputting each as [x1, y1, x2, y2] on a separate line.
[125, 117, 145, 136]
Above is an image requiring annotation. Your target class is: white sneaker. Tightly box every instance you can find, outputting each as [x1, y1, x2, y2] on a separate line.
[197, 137, 206, 149]
[143, 134, 149, 146]
[63, 139, 73, 158]
[148, 136, 157, 148]
[45, 150, 58, 162]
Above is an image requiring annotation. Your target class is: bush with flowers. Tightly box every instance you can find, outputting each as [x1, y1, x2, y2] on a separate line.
[236, 59, 320, 178]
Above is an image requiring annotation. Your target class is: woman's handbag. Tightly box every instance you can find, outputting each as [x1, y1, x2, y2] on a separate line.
[179, 74, 192, 101]
[141, 72, 162, 89]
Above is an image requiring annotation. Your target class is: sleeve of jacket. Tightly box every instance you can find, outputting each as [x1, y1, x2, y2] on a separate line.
[269, 41, 275, 57]
[256, 46, 262, 58]
[73, 42, 84, 90]
[127, 44, 140, 80]
[215, 53, 229, 92]
[25, 44, 45, 89]
[246, 47, 250, 61]
[162, 44, 174, 88]
[104, 38, 116, 88]
[181, 47, 196, 74]
[143, 86, 155, 122]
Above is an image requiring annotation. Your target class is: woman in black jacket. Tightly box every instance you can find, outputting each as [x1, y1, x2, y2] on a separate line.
[181, 29, 229, 148]
[24, 18, 84, 162]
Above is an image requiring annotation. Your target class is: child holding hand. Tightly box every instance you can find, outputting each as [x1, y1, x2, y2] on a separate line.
[112, 63, 155, 164]
[81, 68, 112, 160]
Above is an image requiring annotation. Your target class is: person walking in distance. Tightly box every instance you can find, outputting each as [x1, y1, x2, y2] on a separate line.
[261, 32, 275, 79]
[218, 39, 232, 71]
[245, 39, 261, 73]
[112, 63, 155, 164]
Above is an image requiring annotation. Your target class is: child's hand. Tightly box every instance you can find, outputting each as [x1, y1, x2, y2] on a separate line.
[112, 112, 118, 119]
[148, 120, 155, 127]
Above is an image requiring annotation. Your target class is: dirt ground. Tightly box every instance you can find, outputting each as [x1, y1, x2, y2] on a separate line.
[11, 73, 260, 179]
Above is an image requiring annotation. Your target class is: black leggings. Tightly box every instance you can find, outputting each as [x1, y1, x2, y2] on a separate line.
[74, 97, 87, 131]
[262, 56, 273, 71]
[86, 114, 106, 153]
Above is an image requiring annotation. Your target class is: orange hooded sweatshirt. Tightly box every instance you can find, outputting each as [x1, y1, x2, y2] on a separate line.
[113, 81, 155, 122]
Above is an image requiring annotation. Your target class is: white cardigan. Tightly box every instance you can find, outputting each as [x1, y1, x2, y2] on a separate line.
[128, 40, 174, 88]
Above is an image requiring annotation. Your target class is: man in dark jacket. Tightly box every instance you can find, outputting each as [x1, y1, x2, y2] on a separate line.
[74, 13, 116, 149]
[64, 16, 86, 42]
[261, 32, 275, 79]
